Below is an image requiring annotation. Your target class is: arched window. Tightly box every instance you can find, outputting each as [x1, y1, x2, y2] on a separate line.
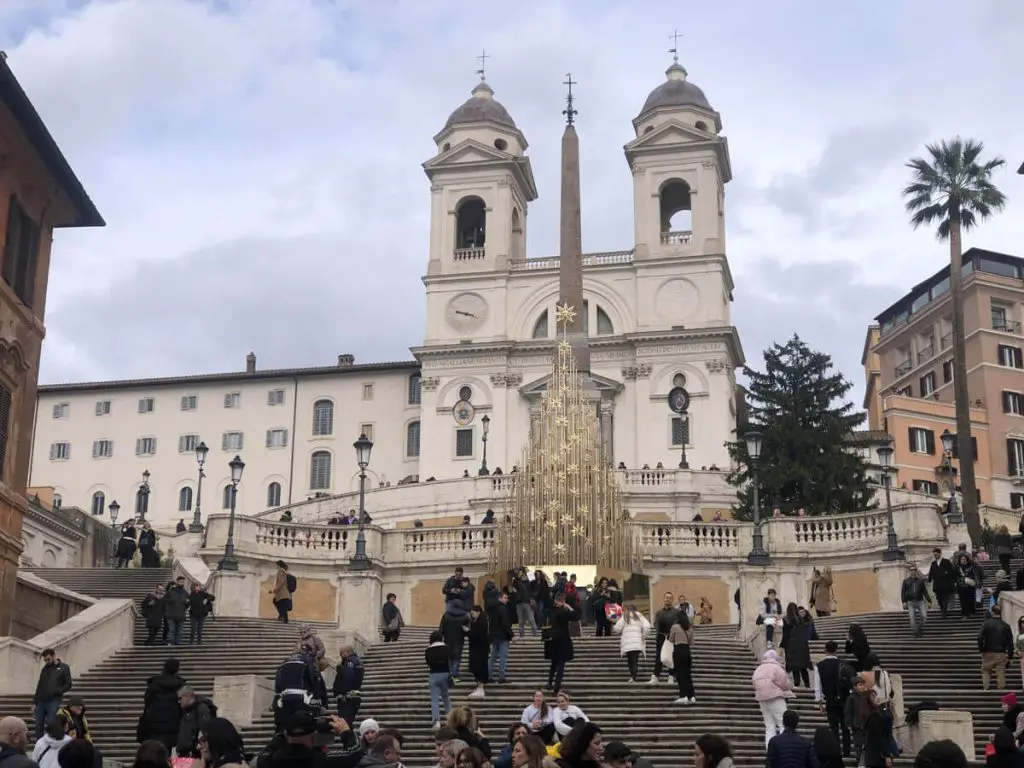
[407, 421, 421, 458]
[312, 399, 334, 436]
[511, 208, 524, 261]
[673, 373, 687, 388]
[178, 487, 193, 512]
[222, 485, 235, 510]
[458, 385, 473, 402]
[532, 310, 549, 339]
[134, 488, 147, 517]
[455, 197, 486, 250]
[53, 493, 62, 510]
[310, 451, 332, 490]
[90, 491, 105, 516]
[596, 306, 614, 336]
[408, 374, 422, 405]
[695, 120, 709, 132]
[267, 482, 282, 507]
[659, 179, 692, 243]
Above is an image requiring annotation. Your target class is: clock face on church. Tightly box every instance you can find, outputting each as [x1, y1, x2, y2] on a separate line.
[446, 293, 489, 333]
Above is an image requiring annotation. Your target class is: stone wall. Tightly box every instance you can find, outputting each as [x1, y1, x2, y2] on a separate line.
[258, 576, 337, 622]
[11, 572, 92, 640]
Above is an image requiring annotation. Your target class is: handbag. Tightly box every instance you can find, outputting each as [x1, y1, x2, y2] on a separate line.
[964, 577, 977, 587]
[828, 589, 838, 613]
[659, 638, 675, 670]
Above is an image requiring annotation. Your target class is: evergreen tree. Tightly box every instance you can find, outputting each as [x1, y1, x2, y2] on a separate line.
[728, 335, 873, 520]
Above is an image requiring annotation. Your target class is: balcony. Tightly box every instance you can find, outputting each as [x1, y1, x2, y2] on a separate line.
[916, 344, 935, 364]
[994, 320, 1022, 335]
[940, 332, 953, 350]
[508, 250, 634, 272]
[660, 230, 693, 245]
[453, 247, 485, 261]
[894, 359, 913, 377]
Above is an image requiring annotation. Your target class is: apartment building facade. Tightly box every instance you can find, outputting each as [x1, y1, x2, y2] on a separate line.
[870, 247, 1024, 510]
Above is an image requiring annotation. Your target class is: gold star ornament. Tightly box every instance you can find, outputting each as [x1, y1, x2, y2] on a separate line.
[555, 303, 577, 327]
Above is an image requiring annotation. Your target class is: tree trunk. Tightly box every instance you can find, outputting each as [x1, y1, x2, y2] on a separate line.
[949, 217, 982, 545]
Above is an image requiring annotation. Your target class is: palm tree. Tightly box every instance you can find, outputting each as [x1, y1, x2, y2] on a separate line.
[903, 138, 1007, 546]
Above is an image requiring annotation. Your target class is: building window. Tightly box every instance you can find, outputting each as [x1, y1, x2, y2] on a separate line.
[134, 488, 147, 517]
[532, 311, 549, 339]
[941, 360, 953, 384]
[52, 403, 69, 419]
[223, 392, 241, 409]
[459, 385, 473, 402]
[1008, 439, 1024, 477]
[312, 400, 334, 436]
[53, 494, 62, 510]
[998, 344, 1023, 369]
[1012, 493, 1024, 510]
[95, 400, 111, 416]
[222, 485, 235, 510]
[896, 386, 912, 397]
[992, 303, 1010, 331]
[908, 427, 935, 455]
[180, 395, 198, 411]
[179, 434, 199, 453]
[455, 428, 474, 458]
[950, 436, 979, 461]
[49, 442, 71, 461]
[408, 374, 421, 405]
[672, 373, 687, 388]
[138, 397, 155, 414]
[671, 416, 690, 447]
[362, 384, 374, 401]
[267, 482, 282, 507]
[912, 479, 940, 495]
[92, 440, 113, 459]
[310, 451, 332, 489]
[1004, 392, 1024, 416]
[178, 487, 193, 512]
[0, 385, 11, 480]
[90, 491, 105, 516]
[1, 194, 41, 307]
[596, 306, 614, 336]
[360, 424, 374, 442]
[136, 437, 157, 456]
[266, 429, 289, 448]
[268, 389, 285, 406]
[407, 421, 421, 458]
[222, 431, 244, 451]
[919, 372, 936, 397]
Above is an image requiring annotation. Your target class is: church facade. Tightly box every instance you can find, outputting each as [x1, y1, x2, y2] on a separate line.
[28, 60, 745, 527]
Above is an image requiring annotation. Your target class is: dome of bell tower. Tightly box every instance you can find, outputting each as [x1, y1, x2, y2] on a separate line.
[444, 80, 518, 130]
[636, 61, 713, 120]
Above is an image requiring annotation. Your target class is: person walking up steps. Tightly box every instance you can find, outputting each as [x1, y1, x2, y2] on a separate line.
[753, 649, 796, 749]
[669, 611, 696, 705]
[979, 605, 1014, 691]
[927, 548, 956, 618]
[613, 605, 650, 684]
[467, 605, 490, 700]
[780, 605, 816, 688]
[648, 592, 678, 685]
[901, 564, 931, 637]
[426, 630, 451, 730]
[544, 593, 578, 694]
[487, 591, 514, 685]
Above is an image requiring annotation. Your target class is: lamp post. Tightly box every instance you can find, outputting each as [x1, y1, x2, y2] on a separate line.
[139, 469, 151, 521]
[189, 441, 208, 532]
[478, 414, 491, 476]
[217, 455, 245, 571]
[940, 428, 964, 524]
[745, 429, 771, 565]
[876, 435, 905, 561]
[350, 433, 373, 570]
[109, 500, 120, 526]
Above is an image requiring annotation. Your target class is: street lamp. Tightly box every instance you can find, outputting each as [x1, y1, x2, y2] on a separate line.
[139, 469, 151, 520]
[189, 441, 209, 532]
[745, 429, 771, 565]
[478, 415, 491, 476]
[351, 432, 373, 570]
[876, 435, 905, 561]
[108, 500, 120, 526]
[939, 429, 964, 524]
[217, 455, 245, 571]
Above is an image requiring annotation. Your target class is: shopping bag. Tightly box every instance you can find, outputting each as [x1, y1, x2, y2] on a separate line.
[605, 603, 623, 622]
[660, 638, 675, 670]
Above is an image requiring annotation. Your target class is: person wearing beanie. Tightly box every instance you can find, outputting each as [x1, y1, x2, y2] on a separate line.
[56, 695, 90, 743]
[358, 718, 380, 749]
[1002, 693, 1024, 744]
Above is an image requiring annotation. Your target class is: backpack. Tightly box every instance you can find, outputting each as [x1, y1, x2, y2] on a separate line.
[286, 573, 297, 593]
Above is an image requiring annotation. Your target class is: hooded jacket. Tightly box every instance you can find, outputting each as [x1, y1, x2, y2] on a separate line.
[57, 703, 91, 742]
[613, 614, 651, 656]
[752, 651, 796, 701]
[32, 734, 71, 768]
[176, 697, 214, 756]
[142, 672, 186, 739]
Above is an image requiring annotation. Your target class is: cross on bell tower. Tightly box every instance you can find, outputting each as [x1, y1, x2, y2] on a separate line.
[668, 28, 683, 62]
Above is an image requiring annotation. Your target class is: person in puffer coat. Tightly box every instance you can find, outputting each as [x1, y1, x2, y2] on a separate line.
[613, 606, 651, 683]
[752, 649, 795, 749]
[139, 659, 185, 751]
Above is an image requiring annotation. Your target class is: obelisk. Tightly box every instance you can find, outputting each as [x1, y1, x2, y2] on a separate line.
[557, 74, 590, 376]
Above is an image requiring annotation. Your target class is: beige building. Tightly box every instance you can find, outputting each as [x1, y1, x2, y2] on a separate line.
[869, 247, 1024, 509]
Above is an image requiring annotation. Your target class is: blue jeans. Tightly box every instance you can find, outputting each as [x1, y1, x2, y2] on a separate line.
[428, 672, 451, 723]
[34, 699, 59, 740]
[167, 618, 183, 646]
[189, 615, 206, 644]
[489, 639, 509, 680]
[448, 636, 464, 679]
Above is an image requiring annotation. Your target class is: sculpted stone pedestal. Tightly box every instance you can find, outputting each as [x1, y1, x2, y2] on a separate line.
[874, 560, 909, 613]
[209, 570, 260, 617]
[337, 570, 383, 638]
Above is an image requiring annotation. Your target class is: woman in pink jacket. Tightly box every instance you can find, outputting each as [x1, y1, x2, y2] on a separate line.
[751, 649, 795, 749]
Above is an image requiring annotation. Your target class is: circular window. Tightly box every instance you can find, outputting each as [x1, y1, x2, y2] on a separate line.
[672, 373, 687, 388]
[459, 385, 473, 402]
[494, 138, 508, 151]
[643, 125, 654, 134]
[695, 121, 708, 132]
[442, 142, 451, 152]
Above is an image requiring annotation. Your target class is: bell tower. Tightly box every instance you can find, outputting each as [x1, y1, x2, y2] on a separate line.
[423, 69, 538, 278]
[624, 50, 732, 261]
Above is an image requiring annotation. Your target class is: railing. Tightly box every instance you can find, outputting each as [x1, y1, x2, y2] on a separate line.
[916, 344, 934, 363]
[940, 332, 953, 350]
[622, 468, 673, 486]
[894, 359, 912, 377]
[660, 230, 693, 245]
[400, 526, 496, 553]
[781, 510, 889, 548]
[490, 475, 515, 493]
[638, 522, 742, 555]
[453, 247, 485, 261]
[508, 250, 634, 272]
[994, 320, 1022, 335]
[254, 520, 354, 551]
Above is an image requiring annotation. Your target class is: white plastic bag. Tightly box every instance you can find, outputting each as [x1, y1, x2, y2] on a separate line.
[660, 639, 675, 670]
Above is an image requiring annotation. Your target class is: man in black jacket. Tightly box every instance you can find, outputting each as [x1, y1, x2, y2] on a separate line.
[259, 711, 364, 768]
[275, 646, 323, 732]
[816, 641, 851, 757]
[648, 592, 678, 685]
[333, 646, 364, 727]
[187, 583, 215, 645]
[176, 687, 214, 758]
[33, 649, 72, 740]
[765, 710, 818, 768]
[164, 577, 189, 647]
[978, 605, 1014, 691]
[901, 564, 932, 637]
[487, 592, 514, 684]
[927, 547, 956, 617]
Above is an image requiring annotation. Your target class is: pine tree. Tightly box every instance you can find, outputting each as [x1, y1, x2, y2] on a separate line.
[728, 335, 873, 520]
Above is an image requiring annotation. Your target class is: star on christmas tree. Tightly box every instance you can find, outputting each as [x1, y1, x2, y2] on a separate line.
[555, 303, 577, 327]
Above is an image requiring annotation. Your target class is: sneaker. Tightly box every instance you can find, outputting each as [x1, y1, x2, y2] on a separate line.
[432, 721, 440, 730]
[688, 697, 697, 704]
[468, 688, 485, 699]
[647, 675, 659, 685]
[627, 678, 636, 684]
[451, 676, 461, 684]
[673, 697, 688, 704]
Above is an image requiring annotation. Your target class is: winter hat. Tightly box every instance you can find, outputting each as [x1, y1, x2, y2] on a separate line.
[761, 649, 781, 664]
[997, 570, 1008, 580]
[1003, 692, 1018, 707]
[67, 695, 84, 708]
[358, 718, 380, 738]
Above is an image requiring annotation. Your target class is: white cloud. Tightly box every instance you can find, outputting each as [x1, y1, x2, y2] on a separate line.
[0, 0, 1021, 409]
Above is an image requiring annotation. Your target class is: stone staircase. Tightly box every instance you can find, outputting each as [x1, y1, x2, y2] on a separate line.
[22, 566, 174, 604]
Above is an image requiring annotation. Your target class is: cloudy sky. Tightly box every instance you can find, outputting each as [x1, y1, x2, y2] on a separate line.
[2, 0, 1022, 410]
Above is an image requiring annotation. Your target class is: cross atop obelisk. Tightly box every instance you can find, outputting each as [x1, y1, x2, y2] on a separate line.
[557, 73, 588, 373]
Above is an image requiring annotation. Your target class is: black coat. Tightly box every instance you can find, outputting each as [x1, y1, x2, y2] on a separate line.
[34, 661, 72, 703]
[487, 600, 513, 642]
[928, 558, 956, 593]
[544, 604, 579, 662]
[455, 725, 492, 760]
[845, 635, 871, 669]
[978, 618, 1014, 655]
[176, 697, 213, 756]
[467, 613, 490, 682]
[141, 673, 185, 743]
[782, 618, 817, 671]
[164, 586, 189, 622]
[860, 711, 891, 768]
[188, 589, 215, 617]
[766, 728, 818, 768]
[115, 527, 137, 559]
[816, 657, 848, 707]
[141, 593, 165, 629]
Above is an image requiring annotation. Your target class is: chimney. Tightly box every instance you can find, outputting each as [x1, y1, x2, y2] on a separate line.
[337, 354, 355, 367]
[246, 352, 256, 374]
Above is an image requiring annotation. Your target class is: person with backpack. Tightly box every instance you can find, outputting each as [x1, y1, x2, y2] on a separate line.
[381, 593, 404, 643]
[271, 561, 294, 623]
[175, 688, 216, 758]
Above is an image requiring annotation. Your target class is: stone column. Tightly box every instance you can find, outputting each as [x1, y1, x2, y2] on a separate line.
[209, 570, 260, 617]
[874, 560, 909, 613]
[337, 571, 384, 638]
[600, 401, 614, 463]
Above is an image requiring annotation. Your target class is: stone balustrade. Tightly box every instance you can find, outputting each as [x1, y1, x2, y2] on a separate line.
[638, 521, 746, 559]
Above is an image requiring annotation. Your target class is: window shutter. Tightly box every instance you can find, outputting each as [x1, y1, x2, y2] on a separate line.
[282, 430, 288, 447]
[267, 391, 274, 406]
[266, 429, 273, 447]
[178, 436, 186, 452]
[135, 438, 143, 455]
[95, 401, 103, 416]
[222, 432, 229, 450]
[1016, 348, 1023, 369]
[19, 220, 39, 306]
[92, 441, 100, 458]
[925, 430, 935, 455]
[2, 195, 21, 285]
[1008, 440, 1017, 477]
[1004, 391, 1011, 413]
[907, 427, 915, 452]
[972, 436, 979, 461]
[224, 393, 231, 407]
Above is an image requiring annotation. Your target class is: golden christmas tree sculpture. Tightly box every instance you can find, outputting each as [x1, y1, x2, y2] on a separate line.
[490, 303, 639, 573]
